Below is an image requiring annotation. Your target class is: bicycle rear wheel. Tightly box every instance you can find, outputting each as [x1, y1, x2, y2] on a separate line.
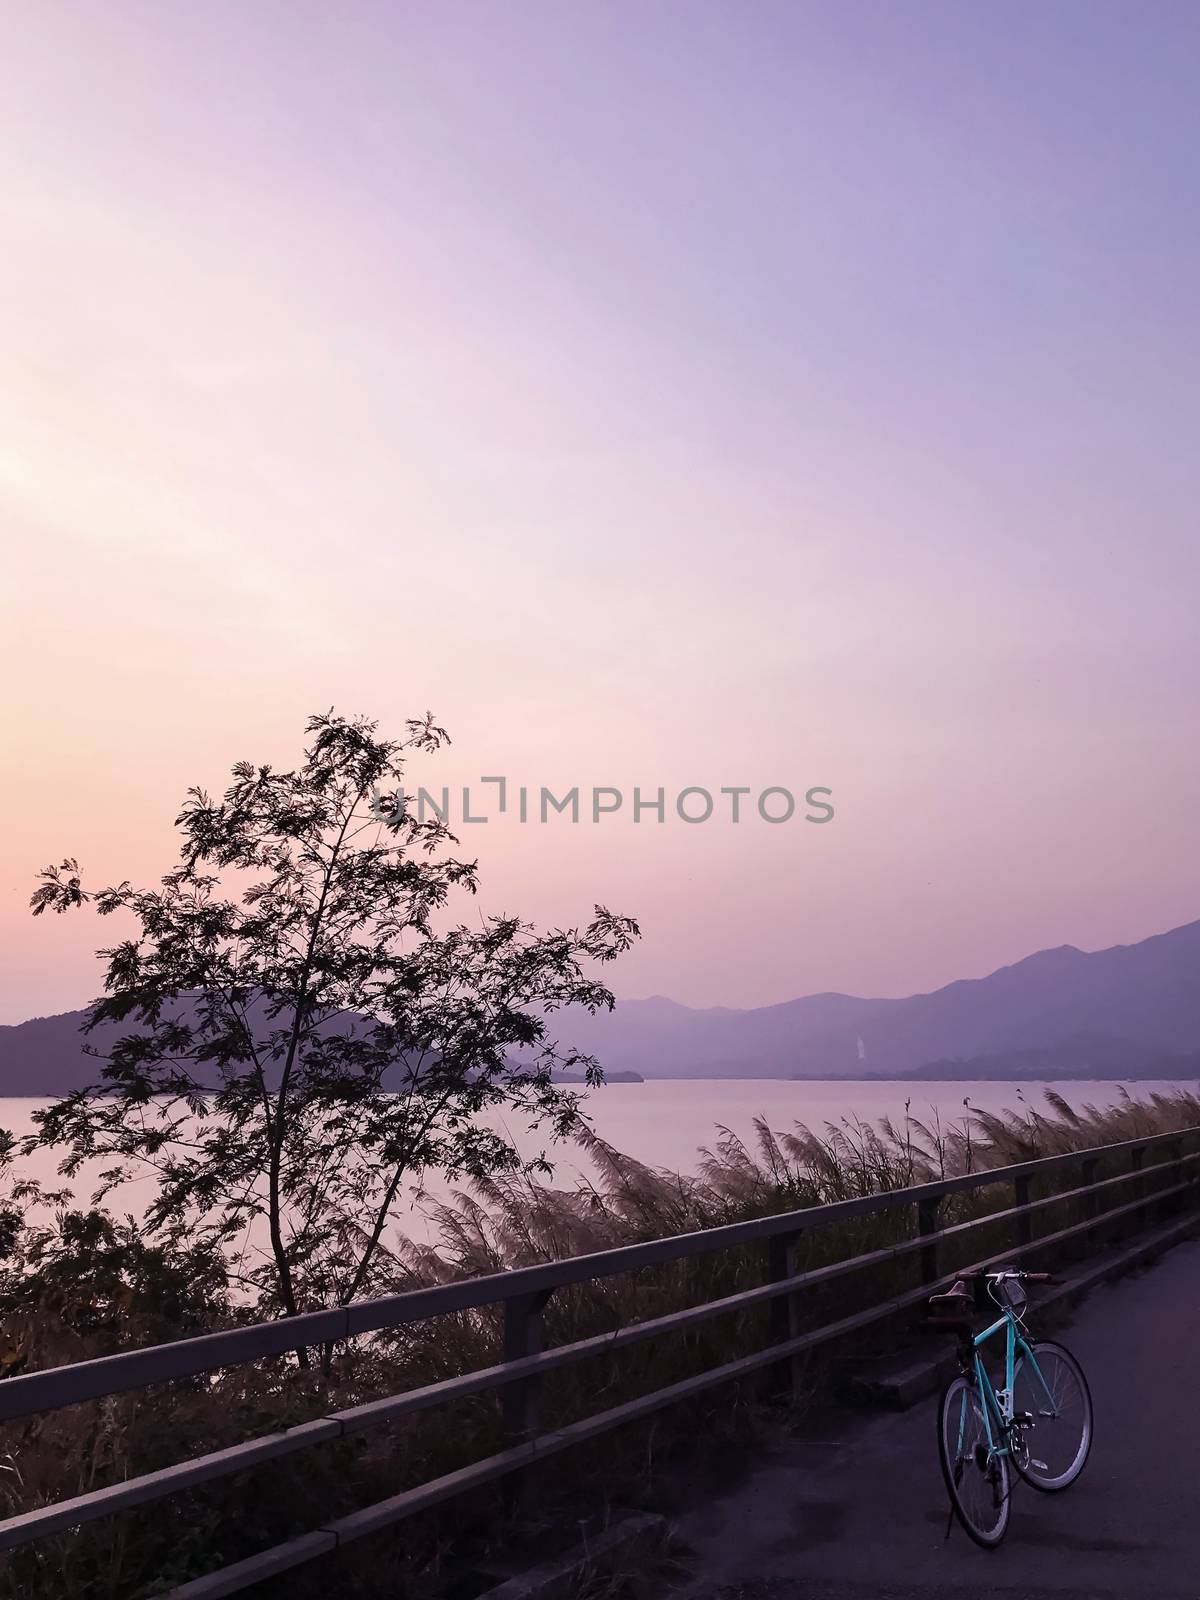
[1012, 1339, 1092, 1492]
[937, 1373, 1010, 1547]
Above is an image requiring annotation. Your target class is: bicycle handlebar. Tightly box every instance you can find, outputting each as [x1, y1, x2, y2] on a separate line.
[959, 1268, 1061, 1285]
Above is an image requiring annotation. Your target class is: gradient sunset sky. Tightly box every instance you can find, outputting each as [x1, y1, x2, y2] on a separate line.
[2, 2, 1199, 1025]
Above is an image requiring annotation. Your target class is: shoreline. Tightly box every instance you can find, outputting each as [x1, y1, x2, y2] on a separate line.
[3, 1070, 1199, 1099]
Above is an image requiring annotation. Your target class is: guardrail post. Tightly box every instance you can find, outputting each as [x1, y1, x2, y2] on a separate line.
[767, 1230, 804, 1397]
[1182, 1137, 1200, 1214]
[1080, 1156, 1099, 1217]
[1130, 1145, 1147, 1229]
[503, 1290, 553, 1445]
[1014, 1175, 1033, 1248]
[503, 1288, 553, 1516]
[1156, 1139, 1181, 1221]
[1076, 1155, 1100, 1258]
[917, 1197, 941, 1284]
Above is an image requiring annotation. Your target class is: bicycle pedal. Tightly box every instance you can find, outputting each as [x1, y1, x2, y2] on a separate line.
[1010, 1411, 1035, 1426]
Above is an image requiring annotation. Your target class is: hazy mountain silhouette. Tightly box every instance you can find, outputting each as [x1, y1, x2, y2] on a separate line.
[0, 1002, 643, 1096]
[559, 919, 1200, 1079]
[3, 919, 1198, 1092]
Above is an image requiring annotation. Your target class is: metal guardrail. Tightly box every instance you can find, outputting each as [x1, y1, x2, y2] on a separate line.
[2, 1125, 1197, 1598]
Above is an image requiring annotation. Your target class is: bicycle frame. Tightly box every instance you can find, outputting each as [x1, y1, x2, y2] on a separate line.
[959, 1302, 1058, 1463]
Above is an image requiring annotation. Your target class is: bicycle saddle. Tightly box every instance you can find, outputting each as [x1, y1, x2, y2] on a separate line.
[927, 1281, 975, 1323]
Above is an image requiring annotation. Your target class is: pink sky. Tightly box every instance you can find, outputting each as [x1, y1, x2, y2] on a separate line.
[2, 3, 1199, 1024]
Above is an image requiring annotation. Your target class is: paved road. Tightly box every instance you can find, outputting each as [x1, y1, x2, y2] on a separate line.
[670, 1239, 1200, 1599]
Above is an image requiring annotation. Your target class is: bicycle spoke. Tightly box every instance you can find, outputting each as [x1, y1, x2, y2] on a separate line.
[938, 1374, 1010, 1545]
[1013, 1342, 1093, 1492]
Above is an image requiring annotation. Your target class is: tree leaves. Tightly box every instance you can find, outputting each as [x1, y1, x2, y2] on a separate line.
[26, 712, 640, 1331]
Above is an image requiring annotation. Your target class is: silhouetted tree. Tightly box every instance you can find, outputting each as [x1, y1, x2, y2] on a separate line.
[29, 712, 638, 1334]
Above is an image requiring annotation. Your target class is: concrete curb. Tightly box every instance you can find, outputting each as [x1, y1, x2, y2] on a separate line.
[473, 1511, 670, 1600]
[844, 1207, 1200, 1410]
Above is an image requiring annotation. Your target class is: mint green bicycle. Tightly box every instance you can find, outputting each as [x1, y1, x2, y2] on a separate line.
[929, 1267, 1093, 1547]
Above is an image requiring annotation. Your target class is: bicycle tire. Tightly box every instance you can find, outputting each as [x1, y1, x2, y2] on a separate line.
[937, 1371, 1011, 1547]
[1012, 1339, 1093, 1492]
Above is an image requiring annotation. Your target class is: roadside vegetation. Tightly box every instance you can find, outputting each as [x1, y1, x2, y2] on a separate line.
[2, 1085, 1197, 1600]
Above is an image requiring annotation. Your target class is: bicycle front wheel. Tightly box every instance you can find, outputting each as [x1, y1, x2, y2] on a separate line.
[937, 1373, 1010, 1547]
[1012, 1339, 1092, 1492]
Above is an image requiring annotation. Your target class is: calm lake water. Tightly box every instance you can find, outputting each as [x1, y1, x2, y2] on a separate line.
[4, 1079, 1195, 1249]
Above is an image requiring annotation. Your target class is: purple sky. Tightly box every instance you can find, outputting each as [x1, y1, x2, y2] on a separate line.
[2, 2, 1199, 1022]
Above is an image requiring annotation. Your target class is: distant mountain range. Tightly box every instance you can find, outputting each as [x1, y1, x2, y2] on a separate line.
[2, 919, 1198, 1094]
[0, 1005, 646, 1096]
[558, 919, 1200, 1082]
